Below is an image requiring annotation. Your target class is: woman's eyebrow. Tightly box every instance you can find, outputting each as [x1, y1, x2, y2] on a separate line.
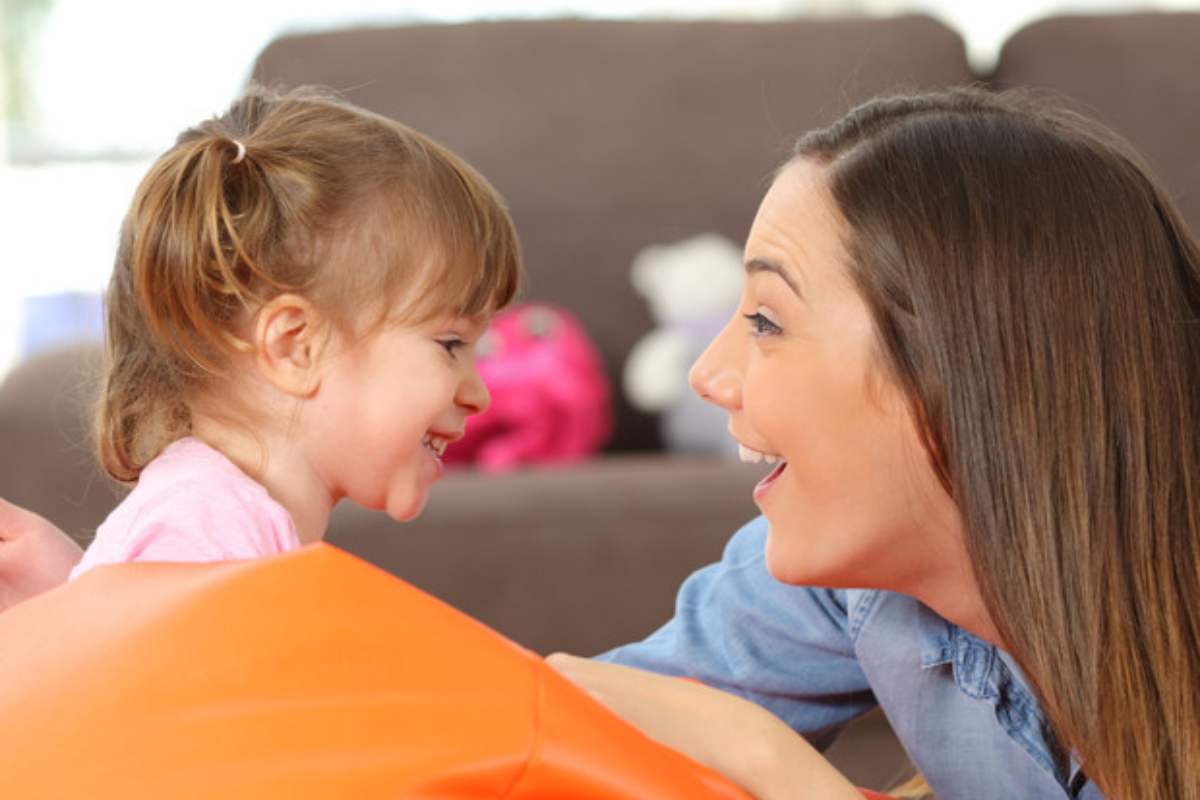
[745, 257, 803, 298]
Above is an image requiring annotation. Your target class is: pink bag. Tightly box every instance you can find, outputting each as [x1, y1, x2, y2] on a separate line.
[446, 303, 612, 471]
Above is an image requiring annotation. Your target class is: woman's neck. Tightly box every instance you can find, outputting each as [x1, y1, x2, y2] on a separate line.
[904, 536, 1007, 651]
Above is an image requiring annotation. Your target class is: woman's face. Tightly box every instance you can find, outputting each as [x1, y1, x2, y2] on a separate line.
[690, 159, 961, 589]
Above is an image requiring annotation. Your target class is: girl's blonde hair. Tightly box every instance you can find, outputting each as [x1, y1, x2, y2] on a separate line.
[97, 85, 520, 483]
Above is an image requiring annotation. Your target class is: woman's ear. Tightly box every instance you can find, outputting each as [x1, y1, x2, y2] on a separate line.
[252, 294, 332, 398]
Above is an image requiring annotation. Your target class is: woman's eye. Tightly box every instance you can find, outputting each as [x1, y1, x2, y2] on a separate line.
[743, 312, 782, 337]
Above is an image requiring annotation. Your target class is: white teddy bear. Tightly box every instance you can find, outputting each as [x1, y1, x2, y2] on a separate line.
[623, 233, 743, 457]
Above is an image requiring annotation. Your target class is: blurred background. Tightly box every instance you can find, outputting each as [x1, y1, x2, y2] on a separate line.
[0, 0, 1196, 380]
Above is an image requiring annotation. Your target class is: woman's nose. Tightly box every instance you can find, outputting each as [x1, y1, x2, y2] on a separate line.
[688, 323, 742, 411]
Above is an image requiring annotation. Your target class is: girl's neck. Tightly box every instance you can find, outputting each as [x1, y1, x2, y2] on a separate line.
[189, 414, 333, 545]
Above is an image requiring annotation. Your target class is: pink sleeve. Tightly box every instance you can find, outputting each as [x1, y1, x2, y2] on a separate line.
[121, 481, 296, 564]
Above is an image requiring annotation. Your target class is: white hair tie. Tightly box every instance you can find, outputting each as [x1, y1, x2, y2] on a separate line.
[231, 139, 246, 164]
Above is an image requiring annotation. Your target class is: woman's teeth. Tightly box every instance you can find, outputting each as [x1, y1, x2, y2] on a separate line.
[738, 444, 783, 465]
[423, 435, 449, 457]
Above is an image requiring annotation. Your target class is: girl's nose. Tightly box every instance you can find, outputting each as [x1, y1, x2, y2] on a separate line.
[458, 366, 491, 416]
[688, 323, 742, 411]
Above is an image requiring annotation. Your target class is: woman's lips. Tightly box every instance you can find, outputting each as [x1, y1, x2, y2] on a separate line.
[753, 460, 787, 501]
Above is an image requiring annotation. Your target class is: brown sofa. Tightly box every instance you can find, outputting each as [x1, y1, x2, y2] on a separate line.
[3, 12, 1199, 791]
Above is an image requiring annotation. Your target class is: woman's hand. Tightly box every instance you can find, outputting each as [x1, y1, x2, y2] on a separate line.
[546, 653, 864, 800]
[0, 498, 81, 612]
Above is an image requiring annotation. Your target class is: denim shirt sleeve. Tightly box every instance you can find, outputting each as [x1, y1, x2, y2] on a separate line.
[596, 516, 876, 749]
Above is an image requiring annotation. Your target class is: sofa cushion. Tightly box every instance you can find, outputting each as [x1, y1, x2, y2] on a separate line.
[992, 13, 1200, 236]
[328, 454, 764, 655]
[0, 344, 119, 543]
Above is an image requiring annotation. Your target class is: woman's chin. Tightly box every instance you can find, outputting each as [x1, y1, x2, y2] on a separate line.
[763, 522, 810, 584]
[762, 518, 844, 586]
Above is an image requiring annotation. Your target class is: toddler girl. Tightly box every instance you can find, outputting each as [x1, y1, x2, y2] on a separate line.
[70, 85, 520, 579]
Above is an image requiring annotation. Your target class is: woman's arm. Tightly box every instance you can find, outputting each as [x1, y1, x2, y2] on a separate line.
[547, 654, 865, 800]
[0, 497, 81, 611]
[596, 517, 876, 748]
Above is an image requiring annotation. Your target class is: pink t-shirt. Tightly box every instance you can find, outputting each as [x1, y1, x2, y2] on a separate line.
[70, 437, 301, 580]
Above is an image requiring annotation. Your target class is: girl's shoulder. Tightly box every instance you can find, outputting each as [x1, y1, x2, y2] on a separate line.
[71, 438, 299, 578]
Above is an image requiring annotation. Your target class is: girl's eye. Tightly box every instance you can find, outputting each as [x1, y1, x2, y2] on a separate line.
[438, 338, 466, 357]
[743, 312, 782, 337]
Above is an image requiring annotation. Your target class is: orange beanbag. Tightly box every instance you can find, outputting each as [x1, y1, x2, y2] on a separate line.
[0, 543, 752, 799]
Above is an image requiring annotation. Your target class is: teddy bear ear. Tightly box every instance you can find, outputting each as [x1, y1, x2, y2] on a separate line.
[522, 306, 558, 339]
[630, 244, 665, 298]
[475, 330, 499, 359]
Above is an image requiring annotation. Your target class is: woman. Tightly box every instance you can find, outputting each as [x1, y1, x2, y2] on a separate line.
[0, 498, 80, 612]
[551, 88, 1199, 799]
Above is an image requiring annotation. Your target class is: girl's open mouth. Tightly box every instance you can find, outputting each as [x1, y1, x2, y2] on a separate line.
[422, 435, 448, 476]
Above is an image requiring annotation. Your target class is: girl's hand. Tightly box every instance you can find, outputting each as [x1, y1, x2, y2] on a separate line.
[546, 653, 864, 800]
[0, 498, 81, 612]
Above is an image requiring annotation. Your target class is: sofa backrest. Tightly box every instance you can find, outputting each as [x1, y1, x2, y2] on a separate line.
[992, 12, 1200, 236]
[0, 344, 117, 543]
[251, 17, 974, 451]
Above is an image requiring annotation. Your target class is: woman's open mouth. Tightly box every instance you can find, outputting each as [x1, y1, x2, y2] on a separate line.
[754, 460, 788, 500]
[739, 443, 787, 501]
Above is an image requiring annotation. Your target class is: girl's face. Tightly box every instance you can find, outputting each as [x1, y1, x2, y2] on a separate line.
[690, 160, 961, 589]
[306, 312, 491, 522]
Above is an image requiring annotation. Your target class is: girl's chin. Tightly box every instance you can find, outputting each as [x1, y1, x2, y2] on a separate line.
[381, 466, 438, 522]
[386, 494, 428, 523]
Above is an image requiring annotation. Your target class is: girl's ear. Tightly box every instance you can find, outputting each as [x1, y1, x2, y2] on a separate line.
[253, 294, 331, 398]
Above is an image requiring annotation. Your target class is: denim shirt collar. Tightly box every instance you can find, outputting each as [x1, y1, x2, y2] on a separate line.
[915, 603, 997, 696]
[916, 602, 1082, 789]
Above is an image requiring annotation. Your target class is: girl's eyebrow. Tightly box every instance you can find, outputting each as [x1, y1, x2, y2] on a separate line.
[458, 314, 491, 336]
[745, 257, 803, 298]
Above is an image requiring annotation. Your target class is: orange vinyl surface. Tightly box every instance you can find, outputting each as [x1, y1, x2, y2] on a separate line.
[0, 543, 752, 799]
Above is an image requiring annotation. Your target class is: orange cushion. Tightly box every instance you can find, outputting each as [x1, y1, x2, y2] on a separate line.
[0, 543, 750, 799]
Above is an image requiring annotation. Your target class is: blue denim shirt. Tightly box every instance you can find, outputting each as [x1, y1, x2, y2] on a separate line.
[598, 517, 1102, 799]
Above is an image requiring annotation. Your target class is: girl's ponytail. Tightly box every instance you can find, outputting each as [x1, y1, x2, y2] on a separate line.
[98, 133, 294, 482]
[129, 135, 293, 373]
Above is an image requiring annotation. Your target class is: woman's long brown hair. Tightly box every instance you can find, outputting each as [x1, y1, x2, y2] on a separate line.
[796, 88, 1199, 798]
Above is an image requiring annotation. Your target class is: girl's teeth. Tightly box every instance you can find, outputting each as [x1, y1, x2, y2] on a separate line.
[764, 454, 778, 465]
